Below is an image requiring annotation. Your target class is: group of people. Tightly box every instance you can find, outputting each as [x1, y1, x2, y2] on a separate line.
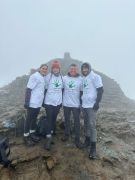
[24, 60, 103, 159]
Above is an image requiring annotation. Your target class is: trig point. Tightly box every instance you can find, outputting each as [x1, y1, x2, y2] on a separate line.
[64, 52, 71, 59]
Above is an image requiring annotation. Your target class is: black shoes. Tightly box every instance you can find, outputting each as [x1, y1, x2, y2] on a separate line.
[83, 136, 90, 148]
[24, 133, 40, 146]
[44, 137, 52, 151]
[62, 136, 83, 149]
[24, 136, 35, 147]
[89, 142, 96, 160]
[75, 137, 84, 149]
[61, 135, 69, 142]
[75, 141, 84, 149]
[30, 133, 41, 142]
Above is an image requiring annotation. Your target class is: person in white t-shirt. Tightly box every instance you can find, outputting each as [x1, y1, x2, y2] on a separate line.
[24, 64, 48, 146]
[61, 64, 83, 148]
[81, 63, 103, 159]
[43, 60, 63, 150]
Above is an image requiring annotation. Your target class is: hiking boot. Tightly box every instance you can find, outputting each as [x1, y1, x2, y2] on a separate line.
[75, 138, 84, 149]
[51, 130, 56, 136]
[83, 136, 90, 148]
[89, 142, 96, 159]
[61, 135, 69, 142]
[30, 133, 41, 142]
[24, 136, 35, 147]
[44, 137, 52, 151]
[75, 141, 84, 149]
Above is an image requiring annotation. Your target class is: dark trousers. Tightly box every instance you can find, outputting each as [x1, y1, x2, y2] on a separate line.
[82, 108, 97, 142]
[63, 106, 80, 142]
[45, 104, 61, 135]
[24, 107, 40, 134]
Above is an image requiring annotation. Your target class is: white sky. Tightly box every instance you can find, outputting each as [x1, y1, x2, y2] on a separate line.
[0, 0, 135, 99]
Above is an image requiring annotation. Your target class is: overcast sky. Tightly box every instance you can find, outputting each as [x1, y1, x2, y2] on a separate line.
[0, 0, 135, 99]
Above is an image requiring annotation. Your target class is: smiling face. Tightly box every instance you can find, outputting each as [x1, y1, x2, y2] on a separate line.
[39, 65, 48, 76]
[51, 60, 61, 75]
[81, 63, 91, 76]
[52, 67, 60, 74]
[69, 65, 78, 76]
[81, 67, 90, 76]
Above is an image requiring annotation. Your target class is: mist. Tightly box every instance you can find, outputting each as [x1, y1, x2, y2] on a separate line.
[0, 0, 135, 99]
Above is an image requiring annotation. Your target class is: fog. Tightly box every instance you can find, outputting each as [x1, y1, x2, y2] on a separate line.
[0, 0, 135, 99]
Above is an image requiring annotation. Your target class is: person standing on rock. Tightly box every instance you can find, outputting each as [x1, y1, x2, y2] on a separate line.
[81, 63, 103, 159]
[43, 60, 63, 150]
[61, 64, 83, 148]
[24, 64, 48, 146]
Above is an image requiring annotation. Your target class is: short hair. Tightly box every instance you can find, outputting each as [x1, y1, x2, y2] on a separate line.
[81, 63, 91, 70]
[40, 64, 48, 69]
[69, 64, 77, 67]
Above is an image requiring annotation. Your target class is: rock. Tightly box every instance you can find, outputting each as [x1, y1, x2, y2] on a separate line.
[42, 153, 51, 159]
[0, 169, 13, 180]
[103, 138, 113, 145]
[38, 170, 51, 180]
[0, 164, 3, 170]
[46, 157, 58, 170]
[0, 128, 9, 133]
[101, 157, 115, 167]
[11, 145, 51, 166]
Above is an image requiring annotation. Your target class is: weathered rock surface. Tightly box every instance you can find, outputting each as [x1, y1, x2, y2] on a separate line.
[0, 109, 135, 179]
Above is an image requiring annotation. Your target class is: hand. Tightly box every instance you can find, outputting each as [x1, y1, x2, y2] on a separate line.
[93, 103, 99, 111]
[24, 104, 29, 109]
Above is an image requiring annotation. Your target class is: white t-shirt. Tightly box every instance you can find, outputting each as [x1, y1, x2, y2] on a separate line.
[44, 73, 63, 106]
[27, 72, 45, 108]
[63, 75, 82, 108]
[82, 71, 103, 108]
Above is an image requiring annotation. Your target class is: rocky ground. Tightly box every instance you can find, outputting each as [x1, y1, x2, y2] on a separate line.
[0, 108, 135, 180]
